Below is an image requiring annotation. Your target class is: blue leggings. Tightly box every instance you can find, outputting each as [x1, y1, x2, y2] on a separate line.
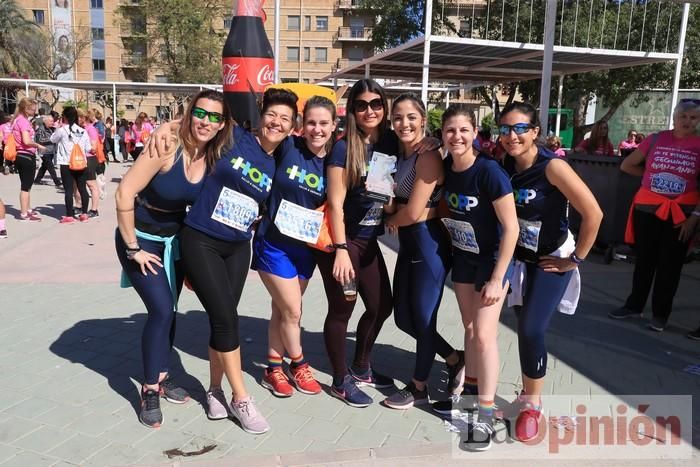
[393, 219, 453, 382]
[516, 262, 573, 379]
[116, 231, 184, 385]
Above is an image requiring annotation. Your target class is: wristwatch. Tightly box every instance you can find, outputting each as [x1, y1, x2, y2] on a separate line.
[569, 252, 584, 265]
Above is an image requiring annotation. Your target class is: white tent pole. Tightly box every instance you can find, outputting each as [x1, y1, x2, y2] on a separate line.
[112, 82, 118, 159]
[25, 80, 29, 97]
[421, 0, 434, 106]
[555, 75, 564, 136]
[274, 0, 280, 84]
[539, 0, 558, 136]
[669, 2, 690, 130]
[365, 63, 370, 78]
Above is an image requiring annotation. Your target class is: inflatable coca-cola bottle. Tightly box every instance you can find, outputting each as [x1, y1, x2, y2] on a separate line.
[222, 0, 275, 128]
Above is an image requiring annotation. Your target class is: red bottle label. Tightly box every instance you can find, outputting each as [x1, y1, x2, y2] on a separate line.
[222, 57, 275, 93]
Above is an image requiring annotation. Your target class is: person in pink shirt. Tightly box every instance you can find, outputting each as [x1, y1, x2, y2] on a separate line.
[610, 99, 700, 331]
[618, 129, 639, 157]
[129, 112, 154, 161]
[546, 135, 567, 157]
[574, 120, 615, 156]
[76, 108, 101, 218]
[12, 98, 46, 221]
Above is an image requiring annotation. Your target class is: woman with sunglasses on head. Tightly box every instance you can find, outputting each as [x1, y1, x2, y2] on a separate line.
[253, 96, 337, 398]
[380, 94, 460, 411]
[500, 103, 602, 443]
[115, 90, 230, 429]
[618, 129, 639, 157]
[610, 99, 700, 331]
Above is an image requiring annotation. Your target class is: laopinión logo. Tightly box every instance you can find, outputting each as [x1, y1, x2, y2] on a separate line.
[449, 395, 691, 459]
[230, 156, 272, 192]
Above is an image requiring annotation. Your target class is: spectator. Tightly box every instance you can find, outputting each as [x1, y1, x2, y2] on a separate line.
[12, 97, 46, 221]
[129, 112, 153, 161]
[80, 109, 102, 217]
[635, 132, 645, 145]
[575, 120, 615, 156]
[476, 128, 495, 156]
[105, 116, 116, 161]
[546, 135, 566, 157]
[618, 129, 639, 157]
[33, 114, 62, 187]
[118, 119, 128, 162]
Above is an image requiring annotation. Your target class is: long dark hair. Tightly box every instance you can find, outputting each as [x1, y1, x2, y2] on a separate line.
[178, 89, 233, 169]
[345, 79, 389, 187]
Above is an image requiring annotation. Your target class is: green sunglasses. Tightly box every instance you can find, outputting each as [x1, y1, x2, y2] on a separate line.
[192, 107, 224, 124]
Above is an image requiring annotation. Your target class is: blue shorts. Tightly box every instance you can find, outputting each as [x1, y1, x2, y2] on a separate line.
[451, 252, 513, 291]
[251, 235, 316, 280]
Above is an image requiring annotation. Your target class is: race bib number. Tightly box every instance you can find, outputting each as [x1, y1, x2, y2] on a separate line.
[274, 200, 324, 243]
[517, 218, 541, 252]
[359, 202, 384, 226]
[211, 187, 259, 232]
[441, 218, 480, 254]
[650, 172, 687, 195]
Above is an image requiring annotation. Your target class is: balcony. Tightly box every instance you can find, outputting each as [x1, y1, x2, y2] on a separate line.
[335, 58, 364, 70]
[336, 26, 372, 41]
[120, 24, 147, 37]
[336, 0, 362, 9]
[121, 53, 146, 68]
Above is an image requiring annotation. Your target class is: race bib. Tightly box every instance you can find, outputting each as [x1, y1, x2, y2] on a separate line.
[517, 218, 541, 252]
[359, 202, 384, 226]
[211, 187, 259, 232]
[441, 218, 480, 254]
[650, 172, 687, 195]
[274, 200, 324, 243]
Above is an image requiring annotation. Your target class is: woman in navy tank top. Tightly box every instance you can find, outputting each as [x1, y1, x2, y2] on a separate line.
[500, 103, 602, 443]
[115, 90, 232, 428]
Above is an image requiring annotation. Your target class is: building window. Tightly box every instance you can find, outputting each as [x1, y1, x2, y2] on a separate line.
[90, 0, 104, 8]
[316, 16, 328, 31]
[288, 15, 300, 31]
[303, 47, 310, 62]
[224, 16, 232, 29]
[92, 28, 105, 40]
[32, 10, 45, 25]
[315, 47, 327, 63]
[155, 75, 168, 83]
[304, 16, 311, 31]
[92, 59, 106, 71]
[287, 47, 299, 61]
[348, 47, 363, 62]
[125, 104, 135, 110]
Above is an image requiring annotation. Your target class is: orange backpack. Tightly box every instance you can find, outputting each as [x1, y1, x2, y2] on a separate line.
[69, 141, 87, 170]
[95, 138, 106, 163]
[3, 133, 17, 162]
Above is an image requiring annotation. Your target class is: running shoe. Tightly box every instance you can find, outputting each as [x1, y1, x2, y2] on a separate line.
[261, 366, 294, 397]
[73, 208, 83, 217]
[687, 327, 700, 341]
[446, 350, 465, 394]
[19, 212, 41, 222]
[0, 229, 7, 239]
[288, 363, 322, 395]
[349, 366, 395, 388]
[206, 387, 229, 420]
[513, 395, 542, 442]
[78, 214, 89, 222]
[463, 414, 495, 451]
[88, 210, 99, 218]
[648, 318, 666, 332]
[432, 385, 478, 416]
[383, 382, 429, 410]
[139, 388, 162, 428]
[230, 396, 270, 434]
[159, 376, 190, 404]
[331, 374, 373, 408]
[59, 216, 76, 224]
[608, 306, 642, 320]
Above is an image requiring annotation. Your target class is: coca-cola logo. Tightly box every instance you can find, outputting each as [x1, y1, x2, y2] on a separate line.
[257, 64, 274, 86]
[223, 63, 241, 86]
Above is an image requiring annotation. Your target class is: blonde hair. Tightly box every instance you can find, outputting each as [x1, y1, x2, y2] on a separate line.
[15, 98, 37, 118]
[546, 135, 561, 148]
[92, 108, 103, 120]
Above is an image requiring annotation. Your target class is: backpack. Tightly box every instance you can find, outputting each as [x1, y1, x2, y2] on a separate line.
[3, 122, 17, 162]
[68, 130, 87, 170]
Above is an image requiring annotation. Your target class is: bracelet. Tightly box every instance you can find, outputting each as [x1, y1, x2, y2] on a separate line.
[333, 243, 349, 251]
[569, 252, 584, 265]
[126, 247, 141, 260]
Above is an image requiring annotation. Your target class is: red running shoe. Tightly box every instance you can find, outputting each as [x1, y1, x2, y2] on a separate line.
[261, 367, 294, 397]
[515, 399, 543, 442]
[288, 363, 322, 395]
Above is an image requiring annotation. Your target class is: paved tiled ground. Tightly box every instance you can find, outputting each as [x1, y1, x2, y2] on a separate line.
[0, 163, 698, 466]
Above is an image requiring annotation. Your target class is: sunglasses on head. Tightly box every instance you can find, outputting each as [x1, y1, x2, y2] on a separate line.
[192, 107, 224, 124]
[498, 123, 535, 136]
[354, 98, 383, 113]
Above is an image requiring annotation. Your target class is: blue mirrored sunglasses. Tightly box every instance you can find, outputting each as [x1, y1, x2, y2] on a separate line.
[498, 123, 535, 136]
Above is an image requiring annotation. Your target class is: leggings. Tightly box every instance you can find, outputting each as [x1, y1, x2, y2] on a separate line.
[59, 165, 89, 216]
[393, 219, 453, 382]
[315, 236, 393, 379]
[35, 154, 60, 185]
[516, 262, 573, 379]
[15, 154, 36, 192]
[115, 230, 183, 385]
[624, 209, 691, 322]
[180, 225, 250, 352]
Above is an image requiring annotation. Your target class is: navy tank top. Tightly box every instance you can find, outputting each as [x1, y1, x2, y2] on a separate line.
[394, 152, 443, 207]
[503, 147, 569, 262]
[134, 147, 205, 236]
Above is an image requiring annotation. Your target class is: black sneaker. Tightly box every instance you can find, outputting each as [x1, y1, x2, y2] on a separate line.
[159, 376, 190, 404]
[463, 415, 495, 451]
[139, 389, 162, 428]
[0, 230, 6, 239]
[648, 317, 666, 332]
[608, 306, 642, 320]
[73, 208, 83, 218]
[446, 350, 465, 394]
[384, 382, 429, 410]
[432, 385, 478, 416]
[349, 366, 395, 388]
[88, 210, 99, 218]
[687, 327, 700, 341]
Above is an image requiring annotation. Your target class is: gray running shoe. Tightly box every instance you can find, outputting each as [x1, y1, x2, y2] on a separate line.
[159, 376, 190, 404]
[206, 388, 229, 420]
[432, 385, 478, 416]
[384, 382, 429, 410]
[230, 397, 270, 434]
[463, 414, 495, 451]
[139, 389, 162, 428]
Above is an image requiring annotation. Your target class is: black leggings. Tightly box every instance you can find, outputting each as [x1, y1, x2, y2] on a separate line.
[59, 165, 89, 216]
[315, 237, 394, 379]
[180, 226, 250, 352]
[15, 154, 36, 192]
[35, 154, 60, 185]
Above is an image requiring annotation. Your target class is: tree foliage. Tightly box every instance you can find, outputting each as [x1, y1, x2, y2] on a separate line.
[0, 0, 41, 76]
[117, 0, 228, 84]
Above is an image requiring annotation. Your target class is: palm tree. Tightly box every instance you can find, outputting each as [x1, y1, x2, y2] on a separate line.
[0, 0, 40, 75]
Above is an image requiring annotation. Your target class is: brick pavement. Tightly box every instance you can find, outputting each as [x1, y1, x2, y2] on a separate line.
[0, 163, 698, 466]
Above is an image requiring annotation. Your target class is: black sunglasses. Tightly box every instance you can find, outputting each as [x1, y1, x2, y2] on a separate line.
[498, 123, 535, 136]
[192, 107, 224, 124]
[354, 98, 383, 113]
